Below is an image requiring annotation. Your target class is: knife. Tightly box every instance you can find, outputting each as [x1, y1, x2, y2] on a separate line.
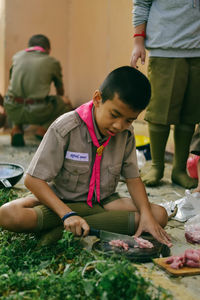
[89, 227, 137, 247]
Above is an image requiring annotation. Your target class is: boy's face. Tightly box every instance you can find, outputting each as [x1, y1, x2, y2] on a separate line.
[93, 91, 141, 137]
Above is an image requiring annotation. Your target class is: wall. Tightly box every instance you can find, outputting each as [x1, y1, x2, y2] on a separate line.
[4, 0, 71, 96]
[68, 0, 147, 107]
[0, 0, 5, 94]
[0, 0, 148, 109]
[68, 0, 133, 106]
[0, 1, 176, 153]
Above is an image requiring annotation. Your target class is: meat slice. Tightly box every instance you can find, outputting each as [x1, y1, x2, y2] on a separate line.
[165, 256, 175, 264]
[184, 249, 200, 262]
[165, 248, 200, 269]
[108, 236, 154, 251]
[108, 239, 129, 251]
[133, 237, 154, 249]
[186, 259, 200, 268]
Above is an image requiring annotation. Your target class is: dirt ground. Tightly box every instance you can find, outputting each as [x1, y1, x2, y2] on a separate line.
[0, 123, 200, 300]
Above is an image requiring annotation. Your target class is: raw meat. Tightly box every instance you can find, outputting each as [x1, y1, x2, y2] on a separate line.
[185, 224, 200, 244]
[133, 237, 154, 249]
[185, 249, 200, 262]
[166, 256, 184, 269]
[108, 239, 129, 251]
[165, 248, 200, 269]
[108, 236, 154, 251]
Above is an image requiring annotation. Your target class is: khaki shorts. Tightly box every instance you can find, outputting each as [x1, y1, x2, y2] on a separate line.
[4, 95, 71, 129]
[33, 192, 135, 235]
[145, 57, 200, 125]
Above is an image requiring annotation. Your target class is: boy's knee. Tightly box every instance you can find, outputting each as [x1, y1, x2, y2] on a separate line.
[0, 202, 22, 229]
[152, 203, 168, 228]
[157, 205, 168, 228]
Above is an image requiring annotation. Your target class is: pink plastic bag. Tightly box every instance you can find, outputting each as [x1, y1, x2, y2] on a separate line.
[187, 155, 200, 179]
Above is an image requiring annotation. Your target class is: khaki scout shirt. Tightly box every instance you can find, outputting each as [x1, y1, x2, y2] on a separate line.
[7, 50, 63, 99]
[27, 109, 139, 203]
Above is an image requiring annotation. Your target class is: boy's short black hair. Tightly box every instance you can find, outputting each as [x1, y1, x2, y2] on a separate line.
[28, 34, 51, 51]
[99, 66, 151, 111]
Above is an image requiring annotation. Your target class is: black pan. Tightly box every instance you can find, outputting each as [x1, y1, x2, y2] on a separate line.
[0, 163, 24, 188]
[92, 233, 170, 263]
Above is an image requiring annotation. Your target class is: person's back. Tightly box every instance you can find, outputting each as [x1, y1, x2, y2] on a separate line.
[7, 50, 60, 99]
[4, 34, 72, 147]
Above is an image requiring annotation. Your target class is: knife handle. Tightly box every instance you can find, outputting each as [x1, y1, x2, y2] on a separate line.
[89, 227, 100, 238]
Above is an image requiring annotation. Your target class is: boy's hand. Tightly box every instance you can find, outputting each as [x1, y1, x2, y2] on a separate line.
[64, 216, 90, 237]
[130, 43, 146, 69]
[134, 212, 172, 248]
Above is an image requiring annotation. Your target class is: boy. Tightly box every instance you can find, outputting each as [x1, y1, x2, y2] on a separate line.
[0, 66, 171, 247]
[4, 34, 72, 147]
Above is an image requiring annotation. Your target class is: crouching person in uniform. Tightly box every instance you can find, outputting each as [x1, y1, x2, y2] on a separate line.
[4, 34, 73, 146]
[0, 66, 172, 248]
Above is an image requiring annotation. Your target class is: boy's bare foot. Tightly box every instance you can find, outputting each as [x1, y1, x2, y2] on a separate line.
[171, 168, 198, 188]
[141, 166, 164, 186]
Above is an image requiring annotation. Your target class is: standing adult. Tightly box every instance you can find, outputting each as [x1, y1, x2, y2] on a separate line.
[4, 34, 72, 147]
[130, 0, 200, 188]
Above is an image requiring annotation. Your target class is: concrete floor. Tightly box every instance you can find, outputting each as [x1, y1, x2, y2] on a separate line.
[0, 121, 200, 300]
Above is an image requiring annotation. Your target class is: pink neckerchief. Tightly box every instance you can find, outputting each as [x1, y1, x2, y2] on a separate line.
[25, 46, 46, 53]
[76, 100, 111, 207]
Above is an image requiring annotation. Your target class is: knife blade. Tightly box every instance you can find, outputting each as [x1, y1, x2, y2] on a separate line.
[89, 227, 137, 247]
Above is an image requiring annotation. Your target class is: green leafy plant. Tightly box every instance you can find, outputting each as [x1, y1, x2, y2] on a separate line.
[0, 189, 18, 206]
[0, 189, 173, 300]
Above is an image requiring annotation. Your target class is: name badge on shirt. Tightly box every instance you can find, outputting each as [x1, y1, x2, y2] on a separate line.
[65, 151, 89, 162]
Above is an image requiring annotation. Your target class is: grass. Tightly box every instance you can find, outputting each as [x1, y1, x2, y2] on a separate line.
[0, 189, 173, 300]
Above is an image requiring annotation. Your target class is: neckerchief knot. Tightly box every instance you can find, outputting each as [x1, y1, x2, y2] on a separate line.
[97, 145, 104, 156]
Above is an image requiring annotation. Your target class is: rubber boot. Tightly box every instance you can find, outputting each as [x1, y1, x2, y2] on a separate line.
[172, 124, 197, 188]
[142, 122, 170, 186]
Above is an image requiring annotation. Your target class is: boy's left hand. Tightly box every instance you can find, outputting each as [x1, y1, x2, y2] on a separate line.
[134, 212, 172, 247]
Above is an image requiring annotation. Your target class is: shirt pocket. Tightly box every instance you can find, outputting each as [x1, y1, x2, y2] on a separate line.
[107, 164, 121, 193]
[63, 162, 90, 192]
